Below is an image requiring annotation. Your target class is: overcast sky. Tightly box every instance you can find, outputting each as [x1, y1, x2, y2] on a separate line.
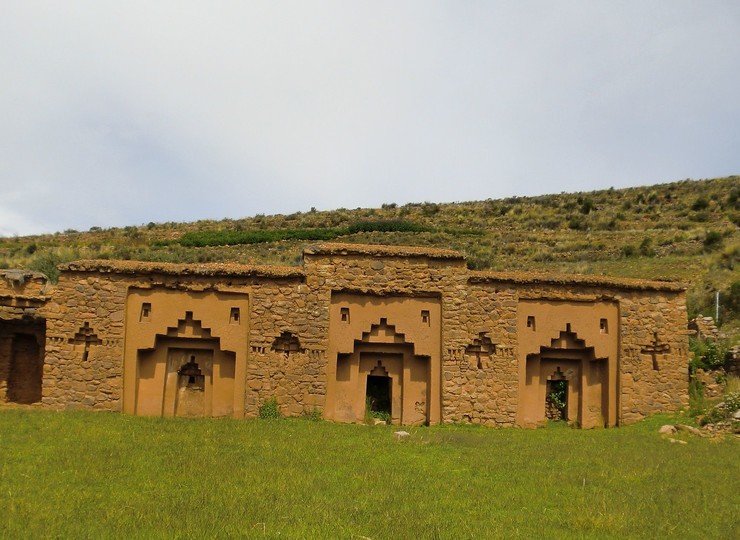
[1, 1, 738, 236]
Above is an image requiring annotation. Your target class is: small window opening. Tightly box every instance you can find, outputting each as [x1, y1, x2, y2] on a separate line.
[421, 310, 430, 325]
[527, 316, 536, 330]
[340, 307, 350, 323]
[140, 303, 152, 322]
[230, 307, 240, 324]
[600, 319, 608, 334]
[179, 356, 204, 390]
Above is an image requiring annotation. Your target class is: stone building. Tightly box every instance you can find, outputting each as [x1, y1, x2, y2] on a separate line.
[0, 243, 689, 427]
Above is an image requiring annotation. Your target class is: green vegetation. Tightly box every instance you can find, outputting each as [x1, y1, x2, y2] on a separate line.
[1, 176, 738, 329]
[0, 410, 737, 538]
[689, 338, 731, 373]
[178, 220, 433, 247]
[258, 397, 281, 419]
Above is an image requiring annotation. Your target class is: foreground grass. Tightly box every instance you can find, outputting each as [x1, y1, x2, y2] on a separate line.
[0, 411, 737, 539]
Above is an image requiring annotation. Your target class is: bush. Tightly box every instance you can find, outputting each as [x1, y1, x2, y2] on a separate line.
[579, 199, 594, 215]
[28, 250, 80, 283]
[364, 397, 391, 424]
[724, 281, 740, 316]
[621, 245, 636, 258]
[727, 186, 740, 209]
[420, 202, 440, 217]
[345, 220, 431, 234]
[691, 196, 709, 211]
[689, 337, 729, 372]
[301, 408, 323, 421]
[699, 391, 740, 426]
[639, 238, 655, 257]
[568, 217, 586, 231]
[703, 230, 723, 251]
[258, 397, 281, 419]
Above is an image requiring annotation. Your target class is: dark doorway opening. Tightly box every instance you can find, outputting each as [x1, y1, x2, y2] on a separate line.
[178, 356, 205, 391]
[546, 379, 568, 421]
[8, 334, 42, 404]
[366, 375, 392, 417]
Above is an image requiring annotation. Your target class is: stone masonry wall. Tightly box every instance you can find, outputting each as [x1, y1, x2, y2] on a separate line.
[618, 289, 689, 423]
[42, 262, 321, 417]
[442, 284, 518, 426]
[7, 244, 688, 426]
[468, 275, 689, 425]
[40, 271, 128, 410]
[242, 278, 326, 417]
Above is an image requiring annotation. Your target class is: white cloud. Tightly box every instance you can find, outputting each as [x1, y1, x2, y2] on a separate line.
[1, 1, 738, 235]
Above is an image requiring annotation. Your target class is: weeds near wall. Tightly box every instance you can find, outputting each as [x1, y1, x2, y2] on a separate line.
[301, 408, 323, 421]
[688, 378, 707, 417]
[258, 397, 281, 419]
[364, 397, 391, 424]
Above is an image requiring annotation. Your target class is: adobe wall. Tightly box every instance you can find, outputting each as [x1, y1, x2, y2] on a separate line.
[39, 261, 328, 417]
[304, 244, 466, 423]
[469, 273, 689, 425]
[2, 243, 689, 427]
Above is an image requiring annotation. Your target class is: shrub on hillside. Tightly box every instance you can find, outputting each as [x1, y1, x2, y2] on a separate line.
[692, 196, 710, 211]
[689, 337, 729, 373]
[703, 230, 723, 251]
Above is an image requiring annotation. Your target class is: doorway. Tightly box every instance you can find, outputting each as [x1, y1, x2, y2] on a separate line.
[545, 379, 568, 421]
[7, 334, 42, 404]
[366, 375, 392, 418]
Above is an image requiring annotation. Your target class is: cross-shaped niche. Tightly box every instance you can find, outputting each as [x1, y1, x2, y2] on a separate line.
[271, 331, 302, 356]
[640, 332, 670, 371]
[69, 322, 102, 362]
[465, 332, 496, 369]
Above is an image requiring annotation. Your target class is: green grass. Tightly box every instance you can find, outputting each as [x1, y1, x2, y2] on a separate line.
[0, 411, 737, 539]
[2, 176, 738, 330]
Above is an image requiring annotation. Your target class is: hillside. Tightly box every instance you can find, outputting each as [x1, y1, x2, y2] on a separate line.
[1, 176, 738, 325]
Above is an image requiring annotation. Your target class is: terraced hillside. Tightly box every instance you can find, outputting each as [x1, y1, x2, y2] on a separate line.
[1, 176, 738, 326]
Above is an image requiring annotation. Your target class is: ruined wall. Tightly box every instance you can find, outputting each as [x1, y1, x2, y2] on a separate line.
[0, 270, 48, 404]
[4, 243, 688, 427]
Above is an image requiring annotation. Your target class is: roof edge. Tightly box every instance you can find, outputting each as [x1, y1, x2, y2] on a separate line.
[469, 270, 688, 292]
[60, 260, 305, 279]
[304, 242, 465, 260]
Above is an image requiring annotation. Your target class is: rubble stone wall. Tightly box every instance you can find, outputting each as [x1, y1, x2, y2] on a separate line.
[2, 243, 689, 427]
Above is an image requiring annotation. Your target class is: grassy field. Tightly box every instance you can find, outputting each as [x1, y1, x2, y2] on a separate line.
[0, 411, 737, 539]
